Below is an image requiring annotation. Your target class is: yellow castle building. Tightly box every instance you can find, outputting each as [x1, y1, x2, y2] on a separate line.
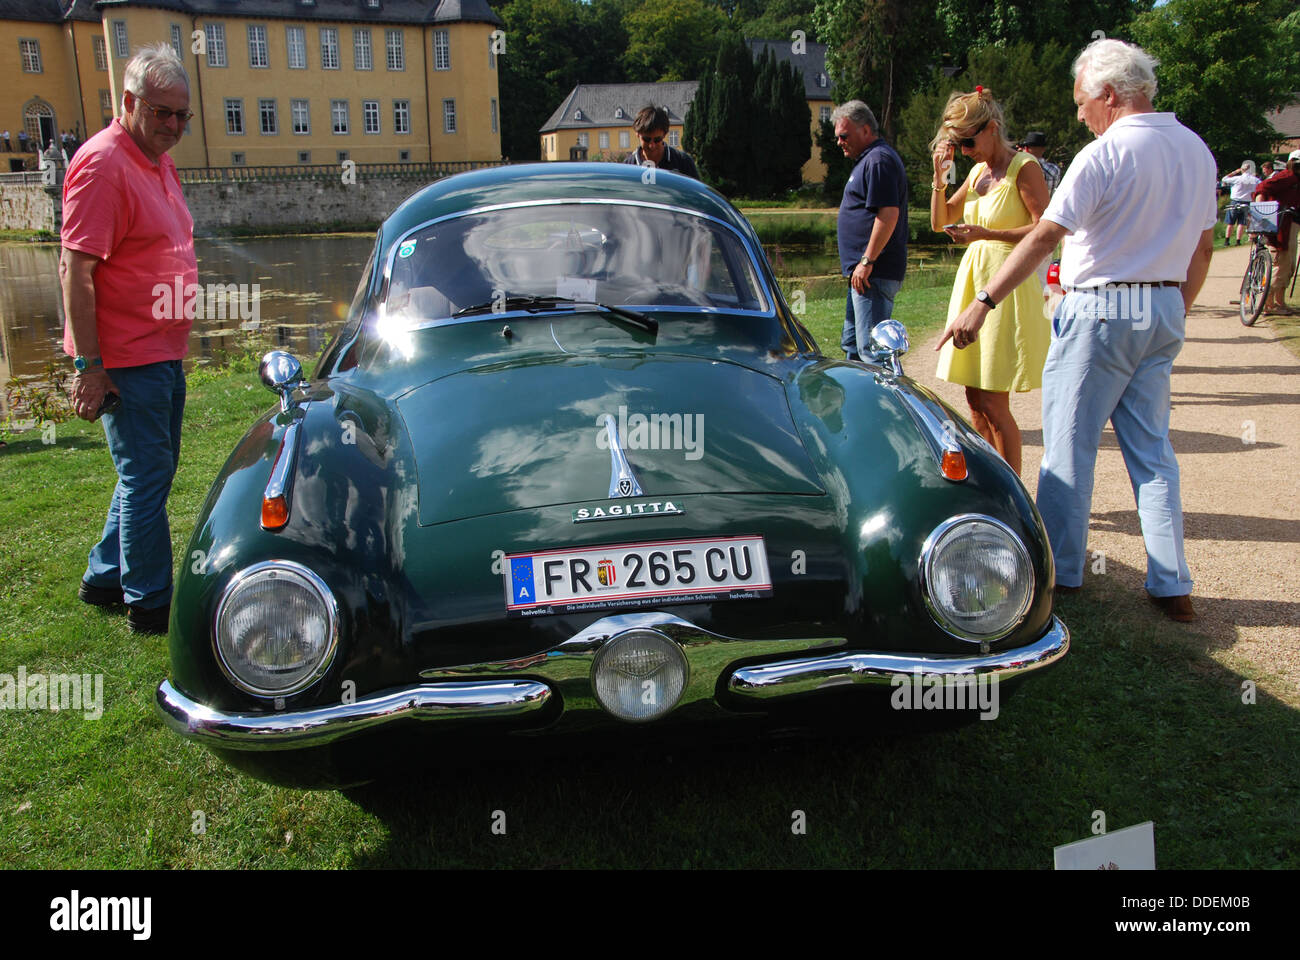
[1, 0, 503, 171]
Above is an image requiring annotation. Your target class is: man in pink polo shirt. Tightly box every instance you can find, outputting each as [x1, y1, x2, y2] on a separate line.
[61, 43, 197, 635]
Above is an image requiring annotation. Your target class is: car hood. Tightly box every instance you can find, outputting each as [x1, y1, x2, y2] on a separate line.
[396, 354, 825, 525]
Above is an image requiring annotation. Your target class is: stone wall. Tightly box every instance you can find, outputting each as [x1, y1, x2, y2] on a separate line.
[182, 174, 435, 235]
[0, 181, 58, 233]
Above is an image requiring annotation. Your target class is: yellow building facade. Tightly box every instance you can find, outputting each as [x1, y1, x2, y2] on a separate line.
[1, 0, 502, 171]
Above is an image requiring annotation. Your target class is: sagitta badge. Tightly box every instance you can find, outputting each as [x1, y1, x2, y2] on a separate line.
[572, 500, 684, 523]
[603, 413, 644, 499]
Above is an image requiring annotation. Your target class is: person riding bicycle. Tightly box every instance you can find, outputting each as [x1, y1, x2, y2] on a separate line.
[1220, 160, 1259, 245]
[1252, 149, 1300, 315]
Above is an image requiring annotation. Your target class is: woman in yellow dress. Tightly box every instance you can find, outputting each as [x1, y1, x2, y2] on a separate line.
[931, 88, 1050, 475]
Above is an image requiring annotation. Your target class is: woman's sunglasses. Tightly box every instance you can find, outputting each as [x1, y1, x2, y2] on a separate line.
[950, 119, 989, 149]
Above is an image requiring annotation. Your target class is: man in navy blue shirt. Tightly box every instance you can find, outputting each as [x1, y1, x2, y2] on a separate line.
[833, 100, 908, 359]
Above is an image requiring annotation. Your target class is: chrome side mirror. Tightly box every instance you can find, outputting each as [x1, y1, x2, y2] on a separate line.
[868, 319, 909, 376]
[259, 351, 306, 412]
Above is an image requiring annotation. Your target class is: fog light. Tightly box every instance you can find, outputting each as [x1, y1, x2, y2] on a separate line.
[591, 630, 687, 722]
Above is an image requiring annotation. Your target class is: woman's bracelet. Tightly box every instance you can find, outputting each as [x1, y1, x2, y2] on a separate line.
[932, 183, 946, 191]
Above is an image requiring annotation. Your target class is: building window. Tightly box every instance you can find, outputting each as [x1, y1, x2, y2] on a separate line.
[619, 131, 629, 149]
[167, 24, 182, 57]
[291, 99, 310, 135]
[112, 20, 128, 58]
[332, 99, 349, 134]
[298, 150, 310, 163]
[354, 29, 372, 70]
[19, 39, 41, 73]
[231, 152, 245, 165]
[337, 151, 348, 163]
[488, 44, 494, 70]
[817, 73, 828, 88]
[442, 98, 456, 133]
[99, 89, 112, 114]
[573, 109, 583, 121]
[669, 131, 680, 147]
[399, 149, 409, 161]
[247, 25, 268, 68]
[225, 98, 244, 135]
[491, 98, 498, 134]
[615, 107, 624, 119]
[206, 23, 227, 67]
[577, 132, 588, 148]
[362, 100, 380, 134]
[393, 99, 410, 134]
[819, 106, 831, 123]
[598, 131, 608, 149]
[259, 98, 277, 135]
[365, 0, 380, 7]
[433, 29, 449, 70]
[320, 28, 339, 70]
[385, 29, 404, 70]
[92, 36, 107, 71]
[286, 26, 306, 69]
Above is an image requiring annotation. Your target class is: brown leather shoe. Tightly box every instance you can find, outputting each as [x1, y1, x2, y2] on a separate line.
[1148, 592, 1197, 623]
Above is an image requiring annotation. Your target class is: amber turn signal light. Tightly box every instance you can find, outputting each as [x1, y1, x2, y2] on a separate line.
[941, 449, 968, 481]
[262, 495, 289, 529]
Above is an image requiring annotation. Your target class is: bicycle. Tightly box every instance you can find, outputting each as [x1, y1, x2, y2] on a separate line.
[1238, 202, 1297, 326]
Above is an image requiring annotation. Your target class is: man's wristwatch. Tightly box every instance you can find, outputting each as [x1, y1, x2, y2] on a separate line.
[73, 355, 103, 372]
[975, 290, 998, 309]
[859, 253, 875, 266]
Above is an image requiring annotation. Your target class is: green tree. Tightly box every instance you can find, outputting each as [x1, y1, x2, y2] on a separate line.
[740, 0, 819, 42]
[623, 0, 730, 81]
[897, 41, 1083, 201]
[930, 0, 1154, 66]
[685, 33, 757, 194]
[685, 35, 810, 196]
[815, 117, 854, 200]
[1129, 0, 1300, 164]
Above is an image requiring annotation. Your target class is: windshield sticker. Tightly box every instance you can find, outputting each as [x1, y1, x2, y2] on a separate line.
[556, 276, 597, 302]
[398, 240, 417, 259]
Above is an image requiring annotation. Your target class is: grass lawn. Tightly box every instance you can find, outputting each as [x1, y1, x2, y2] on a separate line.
[2, 290, 1297, 869]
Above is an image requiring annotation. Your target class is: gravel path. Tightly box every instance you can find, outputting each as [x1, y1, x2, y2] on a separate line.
[910, 245, 1300, 700]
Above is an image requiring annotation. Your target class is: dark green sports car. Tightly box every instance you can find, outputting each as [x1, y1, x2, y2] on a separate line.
[156, 163, 1068, 787]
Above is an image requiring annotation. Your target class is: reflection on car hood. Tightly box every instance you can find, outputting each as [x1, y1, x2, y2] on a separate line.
[396, 354, 825, 526]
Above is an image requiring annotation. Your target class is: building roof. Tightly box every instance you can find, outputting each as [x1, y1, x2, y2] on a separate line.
[1267, 97, 1300, 138]
[63, 0, 103, 22]
[90, 0, 502, 27]
[540, 82, 699, 134]
[0, 0, 68, 23]
[747, 38, 832, 101]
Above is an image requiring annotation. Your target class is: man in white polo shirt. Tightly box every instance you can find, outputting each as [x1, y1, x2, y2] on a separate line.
[937, 38, 1216, 622]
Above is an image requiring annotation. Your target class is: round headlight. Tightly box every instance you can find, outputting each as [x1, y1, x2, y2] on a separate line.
[591, 629, 688, 722]
[214, 561, 339, 697]
[921, 515, 1033, 641]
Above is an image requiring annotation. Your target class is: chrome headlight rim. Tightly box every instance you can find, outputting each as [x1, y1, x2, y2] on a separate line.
[590, 628, 690, 723]
[212, 559, 340, 699]
[919, 513, 1034, 643]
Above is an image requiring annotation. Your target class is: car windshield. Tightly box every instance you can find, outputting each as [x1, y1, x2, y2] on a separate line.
[382, 202, 769, 326]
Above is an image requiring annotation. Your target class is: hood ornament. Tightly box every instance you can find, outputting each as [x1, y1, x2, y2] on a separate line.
[602, 414, 644, 498]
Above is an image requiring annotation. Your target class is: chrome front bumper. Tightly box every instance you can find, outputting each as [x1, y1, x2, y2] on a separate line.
[156, 614, 1068, 750]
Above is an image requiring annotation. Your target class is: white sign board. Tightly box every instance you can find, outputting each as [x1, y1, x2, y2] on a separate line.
[1054, 821, 1156, 870]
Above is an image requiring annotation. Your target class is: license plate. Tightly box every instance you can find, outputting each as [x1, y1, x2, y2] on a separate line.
[505, 535, 771, 617]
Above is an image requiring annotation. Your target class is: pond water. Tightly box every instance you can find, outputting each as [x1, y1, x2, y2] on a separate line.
[0, 235, 957, 416]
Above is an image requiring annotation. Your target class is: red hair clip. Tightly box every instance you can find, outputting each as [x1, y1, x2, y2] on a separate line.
[975, 85, 984, 93]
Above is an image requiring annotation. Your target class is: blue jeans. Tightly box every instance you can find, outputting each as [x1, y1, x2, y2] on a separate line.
[1036, 287, 1191, 596]
[84, 360, 186, 609]
[841, 277, 903, 360]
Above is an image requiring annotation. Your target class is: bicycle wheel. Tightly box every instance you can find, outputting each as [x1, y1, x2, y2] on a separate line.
[1240, 242, 1271, 326]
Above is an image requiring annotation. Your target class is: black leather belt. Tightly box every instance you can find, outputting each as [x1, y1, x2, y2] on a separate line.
[1064, 281, 1180, 291]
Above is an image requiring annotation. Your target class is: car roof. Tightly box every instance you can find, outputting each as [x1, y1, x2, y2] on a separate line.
[381, 162, 753, 245]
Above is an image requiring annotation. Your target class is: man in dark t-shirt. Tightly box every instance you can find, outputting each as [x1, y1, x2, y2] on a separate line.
[1253, 150, 1300, 315]
[834, 100, 908, 359]
[622, 105, 700, 180]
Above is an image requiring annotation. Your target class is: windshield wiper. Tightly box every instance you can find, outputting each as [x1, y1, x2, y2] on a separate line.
[452, 295, 657, 334]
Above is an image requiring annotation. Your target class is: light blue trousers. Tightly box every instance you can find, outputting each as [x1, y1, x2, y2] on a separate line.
[84, 360, 186, 609]
[1037, 286, 1192, 597]
[841, 277, 902, 360]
